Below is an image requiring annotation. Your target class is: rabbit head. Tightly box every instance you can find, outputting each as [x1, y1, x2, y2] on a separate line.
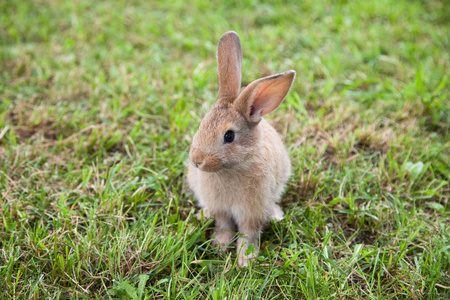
[189, 31, 295, 173]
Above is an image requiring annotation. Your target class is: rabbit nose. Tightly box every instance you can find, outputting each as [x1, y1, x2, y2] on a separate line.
[192, 158, 204, 168]
[190, 149, 205, 168]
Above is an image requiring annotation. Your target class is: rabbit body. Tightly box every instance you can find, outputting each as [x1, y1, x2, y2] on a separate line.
[187, 31, 295, 267]
[188, 118, 290, 223]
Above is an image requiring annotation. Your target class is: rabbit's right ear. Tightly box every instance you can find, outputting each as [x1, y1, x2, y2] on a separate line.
[217, 31, 243, 101]
[233, 70, 296, 124]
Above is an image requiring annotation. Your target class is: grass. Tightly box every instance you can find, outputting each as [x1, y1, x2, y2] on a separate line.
[0, 0, 449, 298]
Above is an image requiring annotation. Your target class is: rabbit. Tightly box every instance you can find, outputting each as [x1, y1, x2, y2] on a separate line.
[187, 31, 295, 267]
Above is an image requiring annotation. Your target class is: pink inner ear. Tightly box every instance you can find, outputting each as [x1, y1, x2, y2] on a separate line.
[239, 70, 295, 120]
[250, 101, 269, 117]
[251, 83, 277, 116]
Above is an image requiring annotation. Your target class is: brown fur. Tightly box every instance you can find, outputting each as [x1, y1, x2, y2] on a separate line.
[187, 31, 295, 267]
[217, 32, 243, 100]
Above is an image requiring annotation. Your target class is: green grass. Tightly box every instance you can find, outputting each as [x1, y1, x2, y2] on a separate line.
[1, 0, 449, 298]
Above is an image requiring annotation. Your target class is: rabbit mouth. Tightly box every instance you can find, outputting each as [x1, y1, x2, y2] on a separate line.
[189, 149, 223, 172]
[190, 159, 223, 173]
[198, 164, 222, 173]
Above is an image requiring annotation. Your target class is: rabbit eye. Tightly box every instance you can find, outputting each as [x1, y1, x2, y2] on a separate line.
[224, 130, 235, 143]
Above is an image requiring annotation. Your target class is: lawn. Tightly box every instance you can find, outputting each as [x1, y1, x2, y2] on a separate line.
[1, 0, 449, 299]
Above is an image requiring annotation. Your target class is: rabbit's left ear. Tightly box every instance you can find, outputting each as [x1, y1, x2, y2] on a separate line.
[234, 70, 296, 123]
[217, 31, 243, 101]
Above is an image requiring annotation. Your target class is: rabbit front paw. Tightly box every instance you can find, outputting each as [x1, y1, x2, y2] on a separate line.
[236, 237, 259, 267]
[212, 228, 235, 251]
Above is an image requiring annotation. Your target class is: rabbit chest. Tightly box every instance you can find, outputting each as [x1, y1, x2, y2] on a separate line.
[189, 160, 283, 220]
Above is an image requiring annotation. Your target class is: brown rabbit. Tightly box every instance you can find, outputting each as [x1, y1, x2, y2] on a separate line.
[187, 31, 295, 267]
